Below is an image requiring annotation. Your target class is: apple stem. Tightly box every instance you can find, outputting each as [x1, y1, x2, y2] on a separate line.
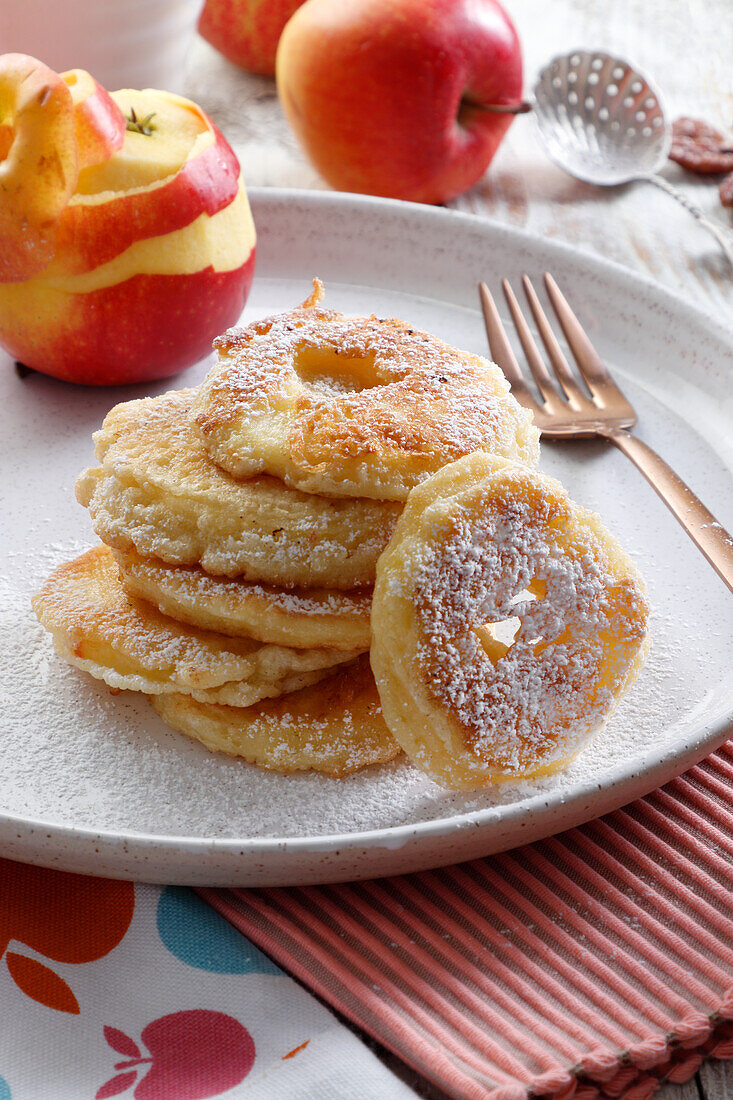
[471, 99, 533, 115]
[126, 108, 157, 136]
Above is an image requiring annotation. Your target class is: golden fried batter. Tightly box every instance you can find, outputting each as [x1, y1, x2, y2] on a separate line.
[371, 453, 650, 789]
[151, 655, 400, 776]
[113, 547, 371, 650]
[76, 389, 402, 589]
[191, 281, 540, 500]
[33, 546, 361, 706]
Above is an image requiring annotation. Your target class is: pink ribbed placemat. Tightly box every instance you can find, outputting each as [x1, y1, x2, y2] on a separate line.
[199, 741, 733, 1100]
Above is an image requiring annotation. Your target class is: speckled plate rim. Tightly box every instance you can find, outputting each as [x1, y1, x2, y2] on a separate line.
[2, 188, 732, 885]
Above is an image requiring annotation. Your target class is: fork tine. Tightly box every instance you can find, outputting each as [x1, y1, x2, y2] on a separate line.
[500, 279, 565, 409]
[521, 275, 594, 408]
[478, 282, 541, 413]
[543, 273, 635, 416]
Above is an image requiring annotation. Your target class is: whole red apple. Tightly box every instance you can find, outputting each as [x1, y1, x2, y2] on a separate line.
[198, 0, 305, 76]
[276, 0, 524, 204]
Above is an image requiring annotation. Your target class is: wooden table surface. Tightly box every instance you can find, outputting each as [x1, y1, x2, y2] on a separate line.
[182, 3, 732, 1095]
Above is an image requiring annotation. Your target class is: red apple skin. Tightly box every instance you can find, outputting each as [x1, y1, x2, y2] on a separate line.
[0, 251, 255, 386]
[74, 82, 125, 168]
[63, 70, 126, 171]
[276, 0, 523, 204]
[76, 81, 125, 167]
[54, 126, 241, 276]
[199, 0, 305, 76]
[0, 86, 257, 385]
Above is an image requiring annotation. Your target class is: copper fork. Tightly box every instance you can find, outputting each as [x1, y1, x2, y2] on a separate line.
[479, 274, 733, 594]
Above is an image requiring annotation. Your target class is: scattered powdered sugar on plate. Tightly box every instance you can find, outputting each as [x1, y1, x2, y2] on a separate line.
[407, 471, 648, 778]
[2, 269, 731, 855]
[0, 539, 712, 840]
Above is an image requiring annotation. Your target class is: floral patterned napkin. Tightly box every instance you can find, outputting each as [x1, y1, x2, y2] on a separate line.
[0, 862, 417, 1099]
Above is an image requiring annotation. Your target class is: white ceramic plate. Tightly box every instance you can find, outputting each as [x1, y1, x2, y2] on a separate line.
[2, 190, 732, 886]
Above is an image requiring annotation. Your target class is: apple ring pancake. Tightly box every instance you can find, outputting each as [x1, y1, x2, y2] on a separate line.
[371, 453, 650, 790]
[151, 655, 401, 776]
[75, 388, 401, 589]
[33, 546, 362, 706]
[114, 547, 372, 650]
[191, 280, 540, 500]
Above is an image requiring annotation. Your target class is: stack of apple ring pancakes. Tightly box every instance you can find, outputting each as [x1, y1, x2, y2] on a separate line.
[34, 281, 591, 781]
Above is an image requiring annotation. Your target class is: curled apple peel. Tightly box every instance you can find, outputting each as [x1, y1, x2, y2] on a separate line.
[0, 53, 79, 282]
[62, 69, 126, 171]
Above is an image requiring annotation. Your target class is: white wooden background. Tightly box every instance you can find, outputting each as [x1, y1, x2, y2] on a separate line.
[181, 3, 732, 1095]
[184, 0, 733, 316]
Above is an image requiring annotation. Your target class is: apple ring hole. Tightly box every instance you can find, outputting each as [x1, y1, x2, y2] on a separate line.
[473, 579, 547, 662]
[473, 616, 522, 662]
[293, 345, 383, 396]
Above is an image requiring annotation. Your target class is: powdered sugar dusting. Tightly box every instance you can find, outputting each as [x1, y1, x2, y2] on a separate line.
[79, 389, 400, 588]
[151, 655, 398, 776]
[407, 467, 648, 777]
[119, 550, 371, 617]
[33, 546, 356, 694]
[193, 304, 540, 493]
[0, 540, 705, 840]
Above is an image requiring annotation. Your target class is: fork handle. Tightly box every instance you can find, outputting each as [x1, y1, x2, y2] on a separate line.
[605, 427, 733, 593]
